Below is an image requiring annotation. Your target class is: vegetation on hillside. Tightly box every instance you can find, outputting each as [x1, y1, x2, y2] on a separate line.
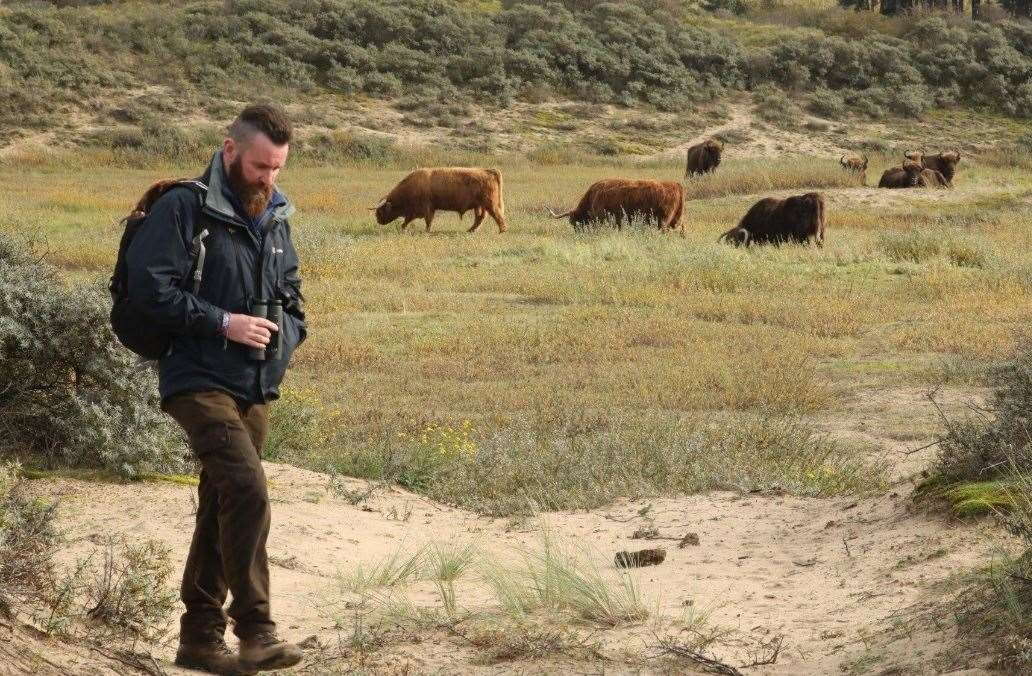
[0, 0, 1030, 146]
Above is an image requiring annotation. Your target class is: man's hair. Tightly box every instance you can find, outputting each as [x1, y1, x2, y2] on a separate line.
[228, 103, 292, 146]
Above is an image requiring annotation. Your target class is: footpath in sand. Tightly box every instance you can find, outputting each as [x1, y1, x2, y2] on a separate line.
[24, 430, 994, 675]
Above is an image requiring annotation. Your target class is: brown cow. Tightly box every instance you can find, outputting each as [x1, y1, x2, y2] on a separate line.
[839, 153, 868, 184]
[904, 149, 960, 184]
[550, 178, 685, 234]
[685, 139, 723, 176]
[372, 167, 506, 233]
[879, 160, 950, 189]
[718, 192, 826, 247]
[920, 151, 960, 184]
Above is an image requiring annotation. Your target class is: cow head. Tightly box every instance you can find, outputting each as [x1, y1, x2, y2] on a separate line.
[371, 198, 397, 225]
[785, 192, 822, 218]
[839, 154, 868, 173]
[902, 159, 923, 185]
[706, 139, 723, 162]
[938, 150, 961, 172]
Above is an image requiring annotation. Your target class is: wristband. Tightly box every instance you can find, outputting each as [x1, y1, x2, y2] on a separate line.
[217, 311, 231, 336]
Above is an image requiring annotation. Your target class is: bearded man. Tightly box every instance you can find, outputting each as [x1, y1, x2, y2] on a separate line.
[126, 103, 306, 674]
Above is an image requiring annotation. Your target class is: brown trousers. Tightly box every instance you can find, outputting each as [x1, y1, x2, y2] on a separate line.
[162, 390, 275, 642]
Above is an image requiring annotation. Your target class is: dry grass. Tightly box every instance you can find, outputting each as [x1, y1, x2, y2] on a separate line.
[682, 156, 865, 199]
[3, 152, 1030, 511]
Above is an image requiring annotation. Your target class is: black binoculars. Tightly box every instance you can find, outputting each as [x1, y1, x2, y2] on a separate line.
[248, 298, 283, 361]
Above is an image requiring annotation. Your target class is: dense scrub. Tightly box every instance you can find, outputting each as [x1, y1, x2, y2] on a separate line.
[0, 0, 1029, 138]
[0, 234, 183, 477]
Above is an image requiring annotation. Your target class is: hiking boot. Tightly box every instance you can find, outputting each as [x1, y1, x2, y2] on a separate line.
[239, 631, 303, 671]
[175, 637, 256, 676]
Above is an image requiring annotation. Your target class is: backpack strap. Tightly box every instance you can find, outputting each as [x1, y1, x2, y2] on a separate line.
[170, 180, 210, 295]
[189, 228, 210, 295]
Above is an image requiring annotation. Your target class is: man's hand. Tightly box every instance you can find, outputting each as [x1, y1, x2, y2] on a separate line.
[224, 313, 278, 349]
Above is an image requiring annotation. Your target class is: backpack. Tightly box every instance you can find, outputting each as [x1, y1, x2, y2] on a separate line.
[109, 178, 210, 360]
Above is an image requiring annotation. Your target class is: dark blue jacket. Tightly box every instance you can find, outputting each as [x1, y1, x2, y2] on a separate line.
[125, 151, 306, 404]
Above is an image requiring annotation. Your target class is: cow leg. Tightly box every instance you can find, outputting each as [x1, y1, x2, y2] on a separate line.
[424, 210, 436, 233]
[468, 208, 486, 233]
[486, 205, 507, 233]
[400, 217, 414, 231]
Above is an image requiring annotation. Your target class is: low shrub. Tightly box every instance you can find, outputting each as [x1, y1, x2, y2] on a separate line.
[316, 412, 885, 516]
[929, 336, 1032, 485]
[0, 462, 60, 618]
[299, 130, 398, 165]
[83, 537, 177, 643]
[0, 234, 184, 477]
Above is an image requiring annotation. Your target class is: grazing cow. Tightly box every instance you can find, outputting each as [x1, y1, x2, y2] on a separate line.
[904, 149, 961, 184]
[550, 178, 685, 234]
[685, 139, 723, 176]
[372, 167, 506, 233]
[718, 192, 826, 247]
[879, 160, 950, 189]
[839, 153, 868, 184]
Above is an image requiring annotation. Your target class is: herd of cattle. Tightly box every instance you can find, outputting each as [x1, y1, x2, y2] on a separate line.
[368, 139, 962, 247]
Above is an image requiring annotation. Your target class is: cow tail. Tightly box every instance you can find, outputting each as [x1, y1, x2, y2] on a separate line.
[669, 184, 685, 236]
[488, 168, 505, 217]
[816, 196, 826, 246]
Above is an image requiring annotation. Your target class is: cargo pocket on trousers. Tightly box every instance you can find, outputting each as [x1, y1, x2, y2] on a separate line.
[191, 422, 231, 460]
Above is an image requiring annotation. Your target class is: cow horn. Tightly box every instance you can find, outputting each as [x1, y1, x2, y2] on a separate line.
[548, 208, 573, 219]
[840, 154, 848, 167]
[368, 198, 387, 211]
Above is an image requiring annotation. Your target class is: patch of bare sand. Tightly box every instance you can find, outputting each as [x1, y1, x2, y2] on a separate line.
[24, 449, 996, 675]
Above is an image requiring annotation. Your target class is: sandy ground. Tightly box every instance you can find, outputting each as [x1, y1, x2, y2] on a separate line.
[17, 437, 994, 676]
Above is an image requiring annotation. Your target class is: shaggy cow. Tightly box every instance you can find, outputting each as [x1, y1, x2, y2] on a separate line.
[718, 192, 826, 247]
[839, 153, 868, 184]
[920, 151, 961, 184]
[372, 167, 506, 233]
[550, 179, 685, 234]
[685, 139, 723, 176]
[904, 150, 961, 184]
[879, 160, 950, 189]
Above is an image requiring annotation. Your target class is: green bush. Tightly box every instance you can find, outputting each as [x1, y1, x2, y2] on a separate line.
[299, 129, 397, 164]
[0, 234, 184, 477]
[931, 337, 1032, 484]
[808, 87, 847, 117]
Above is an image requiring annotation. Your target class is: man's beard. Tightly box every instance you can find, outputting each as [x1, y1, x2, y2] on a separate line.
[227, 157, 273, 220]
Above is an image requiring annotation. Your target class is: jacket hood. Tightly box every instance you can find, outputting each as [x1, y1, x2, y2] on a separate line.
[200, 151, 295, 226]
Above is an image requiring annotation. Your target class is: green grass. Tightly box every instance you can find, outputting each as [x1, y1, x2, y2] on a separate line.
[916, 477, 1019, 516]
[342, 548, 426, 594]
[482, 534, 649, 627]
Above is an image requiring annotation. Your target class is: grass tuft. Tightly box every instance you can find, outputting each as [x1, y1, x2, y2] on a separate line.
[483, 534, 649, 627]
[342, 548, 426, 594]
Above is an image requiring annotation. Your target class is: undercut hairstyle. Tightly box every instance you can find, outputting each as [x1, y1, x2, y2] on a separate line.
[228, 103, 292, 147]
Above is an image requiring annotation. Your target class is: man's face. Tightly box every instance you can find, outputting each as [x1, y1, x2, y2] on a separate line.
[223, 132, 289, 219]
